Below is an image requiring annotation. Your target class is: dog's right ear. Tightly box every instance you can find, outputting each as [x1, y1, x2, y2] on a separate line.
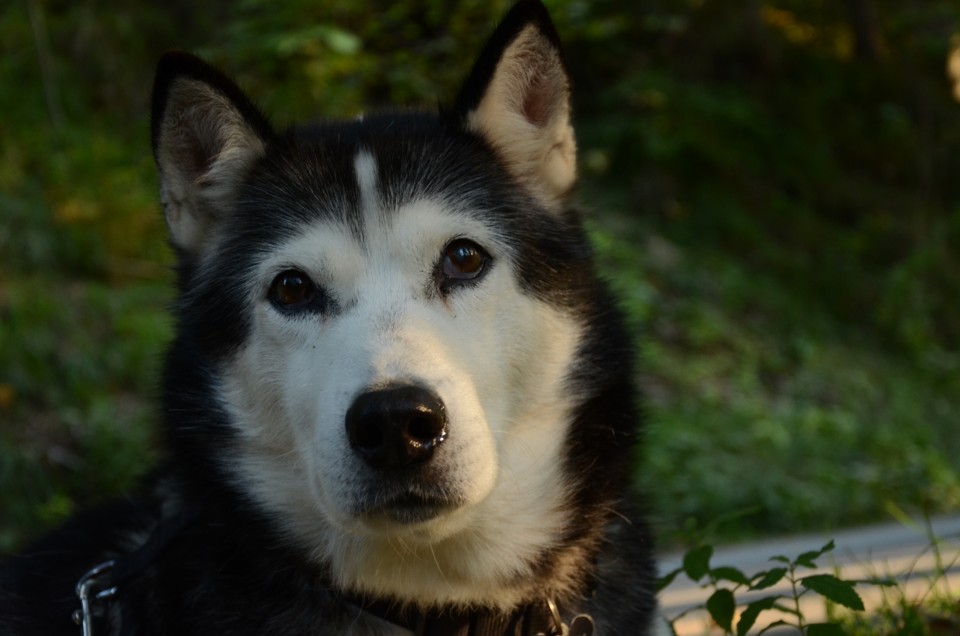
[454, 1, 575, 210]
[151, 52, 274, 256]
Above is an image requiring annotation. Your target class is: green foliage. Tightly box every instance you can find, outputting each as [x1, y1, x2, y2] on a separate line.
[0, 276, 169, 553]
[802, 575, 864, 612]
[573, 0, 960, 543]
[661, 540, 883, 635]
[592, 210, 960, 536]
[570, 0, 960, 354]
[684, 544, 715, 582]
[2, 0, 960, 556]
[194, 0, 514, 121]
[707, 588, 736, 632]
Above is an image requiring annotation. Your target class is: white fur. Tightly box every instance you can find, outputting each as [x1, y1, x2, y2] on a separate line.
[217, 152, 586, 609]
[356, 150, 380, 232]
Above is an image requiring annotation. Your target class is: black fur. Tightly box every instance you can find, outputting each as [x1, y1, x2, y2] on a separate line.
[1, 3, 657, 634]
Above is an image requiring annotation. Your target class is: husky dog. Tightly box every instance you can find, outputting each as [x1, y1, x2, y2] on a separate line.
[1, 2, 657, 634]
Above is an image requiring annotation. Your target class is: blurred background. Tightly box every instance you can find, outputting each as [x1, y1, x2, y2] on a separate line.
[2, 0, 959, 557]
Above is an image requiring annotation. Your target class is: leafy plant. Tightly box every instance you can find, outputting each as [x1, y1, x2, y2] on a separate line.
[659, 541, 895, 635]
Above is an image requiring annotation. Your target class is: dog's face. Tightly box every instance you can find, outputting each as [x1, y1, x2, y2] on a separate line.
[214, 149, 587, 602]
[154, 2, 597, 607]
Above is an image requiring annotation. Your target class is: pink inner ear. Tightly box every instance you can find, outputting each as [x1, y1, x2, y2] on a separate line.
[516, 48, 566, 130]
[522, 72, 553, 128]
[187, 138, 217, 183]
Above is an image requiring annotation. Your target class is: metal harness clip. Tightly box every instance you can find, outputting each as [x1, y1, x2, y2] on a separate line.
[72, 560, 118, 636]
[537, 598, 595, 636]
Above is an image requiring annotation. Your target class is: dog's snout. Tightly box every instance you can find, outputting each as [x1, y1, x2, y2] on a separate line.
[345, 386, 448, 470]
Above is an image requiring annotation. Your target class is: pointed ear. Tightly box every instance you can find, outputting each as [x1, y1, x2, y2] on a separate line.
[151, 51, 273, 255]
[455, 1, 575, 208]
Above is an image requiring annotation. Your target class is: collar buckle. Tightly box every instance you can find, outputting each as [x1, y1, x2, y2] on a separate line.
[538, 598, 595, 636]
[72, 560, 118, 636]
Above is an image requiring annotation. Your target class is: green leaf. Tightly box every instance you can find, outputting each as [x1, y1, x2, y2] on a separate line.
[323, 27, 361, 55]
[269, 25, 361, 57]
[806, 623, 847, 636]
[750, 567, 788, 590]
[706, 588, 735, 632]
[736, 596, 780, 636]
[800, 574, 864, 611]
[857, 576, 898, 587]
[795, 540, 836, 565]
[657, 566, 684, 592]
[711, 566, 751, 586]
[793, 541, 837, 569]
[683, 544, 713, 581]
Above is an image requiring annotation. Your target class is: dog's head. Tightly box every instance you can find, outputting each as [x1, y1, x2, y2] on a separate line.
[153, 1, 634, 608]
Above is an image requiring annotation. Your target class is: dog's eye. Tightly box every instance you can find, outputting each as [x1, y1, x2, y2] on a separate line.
[269, 269, 316, 309]
[442, 239, 489, 281]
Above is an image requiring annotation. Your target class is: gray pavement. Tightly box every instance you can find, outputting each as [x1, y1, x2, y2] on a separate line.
[657, 515, 960, 635]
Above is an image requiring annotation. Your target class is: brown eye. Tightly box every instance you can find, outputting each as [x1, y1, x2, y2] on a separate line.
[270, 269, 315, 309]
[442, 239, 489, 280]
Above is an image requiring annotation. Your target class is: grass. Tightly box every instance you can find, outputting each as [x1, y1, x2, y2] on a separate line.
[835, 514, 960, 635]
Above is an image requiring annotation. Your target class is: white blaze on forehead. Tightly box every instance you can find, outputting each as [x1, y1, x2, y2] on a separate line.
[355, 151, 380, 233]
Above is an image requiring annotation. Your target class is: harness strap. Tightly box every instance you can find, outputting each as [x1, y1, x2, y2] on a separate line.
[72, 500, 203, 636]
[111, 501, 202, 589]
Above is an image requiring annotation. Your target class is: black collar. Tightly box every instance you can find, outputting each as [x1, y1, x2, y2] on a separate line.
[344, 594, 595, 636]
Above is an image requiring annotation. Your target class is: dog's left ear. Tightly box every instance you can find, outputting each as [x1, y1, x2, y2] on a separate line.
[151, 51, 274, 257]
[455, 1, 575, 208]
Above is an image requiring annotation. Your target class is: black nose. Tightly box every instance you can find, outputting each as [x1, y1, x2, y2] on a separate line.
[345, 386, 448, 470]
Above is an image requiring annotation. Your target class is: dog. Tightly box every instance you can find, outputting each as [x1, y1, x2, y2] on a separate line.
[0, 2, 657, 634]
